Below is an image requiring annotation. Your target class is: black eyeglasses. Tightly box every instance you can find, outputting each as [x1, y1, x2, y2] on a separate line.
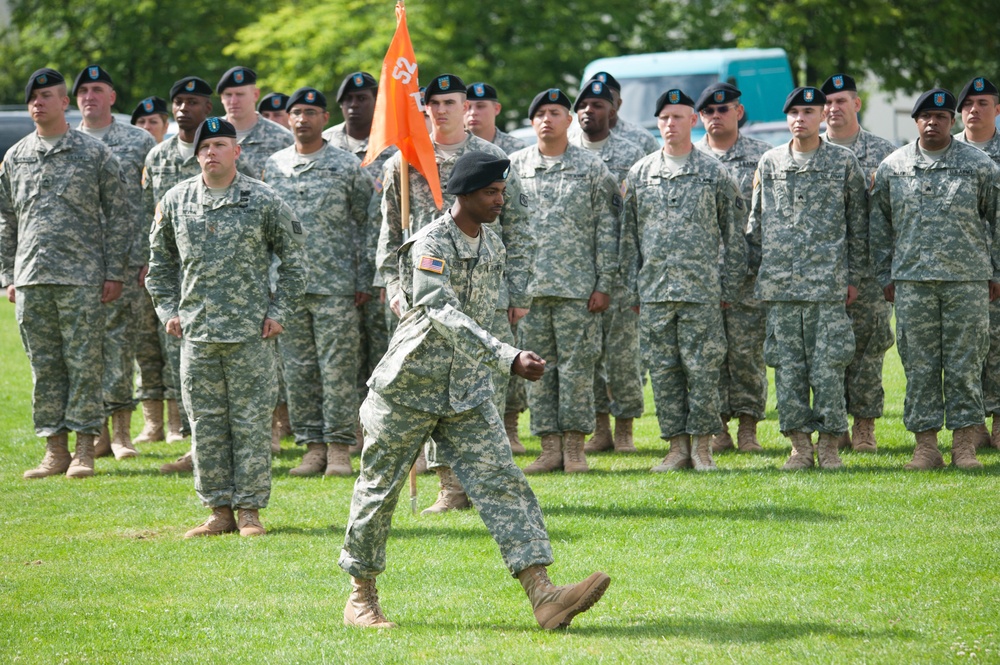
[701, 105, 732, 116]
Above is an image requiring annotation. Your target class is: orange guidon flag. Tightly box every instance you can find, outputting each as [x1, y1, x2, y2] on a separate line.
[363, 1, 443, 209]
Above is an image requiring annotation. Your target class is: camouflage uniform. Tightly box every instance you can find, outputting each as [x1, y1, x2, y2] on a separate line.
[571, 131, 646, 421]
[340, 212, 553, 579]
[146, 172, 305, 508]
[235, 114, 294, 178]
[695, 133, 771, 424]
[822, 129, 897, 419]
[509, 144, 618, 435]
[621, 148, 747, 438]
[613, 118, 659, 155]
[263, 142, 374, 447]
[748, 141, 868, 435]
[0, 129, 128, 437]
[492, 128, 527, 155]
[870, 140, 1000, 432]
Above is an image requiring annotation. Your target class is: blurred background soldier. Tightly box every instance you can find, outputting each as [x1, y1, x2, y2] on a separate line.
[465, 81, 526, 155]
[258, 92, 290, 129]
[131, 96, 170, 144]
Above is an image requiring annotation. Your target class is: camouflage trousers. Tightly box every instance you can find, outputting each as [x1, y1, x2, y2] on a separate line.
[844, 278, 895, 418]
[981, 297, 1000, 417]
[133, 283, 179, 402]
[765, 301, 854, 435]
[521, 297, 601, 436]
[165, 330, 191, 435]
[181, 338, 276, 509]
[356, 289, 389, 403]
[895, 280, 988, 433]
[593, 290, 644, 419]
[16, 285, 105, 437]
[642, 301, 726, 439]
[718, 297, 767, 422]
[340, 391, 554, 579]
[279, 293, 361, 447]
[101, 270, 138, 415]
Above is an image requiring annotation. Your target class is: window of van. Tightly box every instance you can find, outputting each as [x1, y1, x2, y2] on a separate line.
[618, 74, 717, 130]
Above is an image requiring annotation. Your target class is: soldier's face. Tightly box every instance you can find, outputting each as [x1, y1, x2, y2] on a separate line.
[915, 110, 956, 150]
[824, 92, 861, 131]
[341, 90, 376, 126]
[221, 85, 260, 122]
[960, 94, 1000, 133]
[657, 105, 697, 146]
[531, 104, 572, 140]
[135, 114, 169, 143]
[786, 106, 825, 140]
[577, 98, 612, 135]
[28, 86, 69, 124]
[465, 100, 499, 133]
[288, 104, 328, 144]
[462, 181, 507, 224]
[76, 81, 116, 123]
[699, 102, 742, 137]
[261, 110, 290, 129]
[197, 137, 240, 177]
[173, 94, 212, 132]
[427, 93, 467, 134]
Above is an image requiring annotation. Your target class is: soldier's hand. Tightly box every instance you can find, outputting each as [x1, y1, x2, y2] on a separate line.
[846, 285, 858, 307]
[6, 285, 14, 303]
[355, 291, 372, 307]
[165, 317, 182, 338]
[262, 318, 284, 339]
[588, 290, 610, 313]
[138, 265, 149, 288]
[721, 301, 730, 309]
[508, 307, 529, 325]
[390, 295, 403, 318]
[101, 280, 123, 303]
[379, 288, 386, 304]
[883, 283, 895, 303]
[990, 281, 1000, 302]
[513, 351, 546, 381]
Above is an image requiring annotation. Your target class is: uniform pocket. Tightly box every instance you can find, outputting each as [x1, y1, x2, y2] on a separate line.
[819, 306, 856, 369]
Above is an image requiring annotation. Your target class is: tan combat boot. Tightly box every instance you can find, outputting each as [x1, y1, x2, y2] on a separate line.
[816, 432, 845, 470]
[504, 410, 526, 454]
[66, 434, 96, 478]
[651, 434, 692, 472]
[516, 565, 611, 630]
[237, 508, 266, 537]
[562, 431, 590, 473]
[344, 576, 396, 628]
[325, 444, 354, 476]
[690, 434, 717, 471]
[613, 418, 637, 453]
[992, 417, 1000, 450]
[134, 400, 165, 444]
[110, 408, 138, 460]
[781, 431, 814, 470]
[904, 430, 945, 470]
[736, 414, 763, 452]
[23, 433, 71, 479]
[951, 426, 984, 470]
[523, 434, 563, 474]
[289, 443, 327, 476]
[971, 423, 991, 450]
[421, 467, 471, 514]
[835, 431, 852, 450]
[584, 413, 613, 453]
[160, 450, 194, 474]
[851, 417, 877, 452]
[94, 420, 112, 458]
[166, 400, 184, 443]
[184, 506, 237, 538]
[711, 420, 735, 453]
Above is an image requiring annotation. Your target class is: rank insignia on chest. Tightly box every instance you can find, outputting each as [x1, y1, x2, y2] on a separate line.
[418, 256, 446, 274]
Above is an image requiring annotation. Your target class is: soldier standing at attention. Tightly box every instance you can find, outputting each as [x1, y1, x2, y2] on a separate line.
[570, 78, 645, 455]
[820, 73, 897, 453]
[73, 65, 156, 462]
[142, 76, 215, 473]
[341, 151, 610, 630]
[258, 92, 290, 129]
[131, 96, 170, 144]
[464, 82, 526, 155]
[2, 68, 129, 479]
[870, 89, 1000, 470]
[263, 88, 373, 477]
[694, 83, 771, 455]
[748, 87, 868, 471]
[510, 89, 619, 475]
[147, 117, 305, 537]
[575, 71, 659, 155]
[621, 88, 747, 472]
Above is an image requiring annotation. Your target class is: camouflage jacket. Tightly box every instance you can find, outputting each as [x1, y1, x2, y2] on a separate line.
[369, 212, 519, 416]
[823, 128, 896, 181]
[509, 144, 620, 299]
[263, 142, 374, 296]
[621, 148, 747, 305]
[142, 136, 202, 230]
[146, 172, 305, 343]
[870, 139, 1000, 286]
[492, 128, 527, 155]
[322, 122, 397, 182]
[235, 114, 294, 179]
[748, 140, 868, 302]
[613, 117, 659, 155]
[955, 129, 1000, 166]
[571, 131, 646, 184]
[0, 128, 128, 288]
[377, 132, 534, 309]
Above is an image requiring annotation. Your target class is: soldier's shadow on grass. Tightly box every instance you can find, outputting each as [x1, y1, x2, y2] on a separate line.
[543, 503, 842, 522]
[563, 616, 919, 641]
[388, 525, 577, 541]
[102, 467, 168, 477]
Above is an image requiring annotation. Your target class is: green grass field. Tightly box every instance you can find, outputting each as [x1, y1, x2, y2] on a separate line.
[1, 298, 999, 664]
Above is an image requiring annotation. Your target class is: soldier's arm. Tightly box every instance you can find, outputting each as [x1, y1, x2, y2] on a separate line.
[592, 163, 620, 296]
[350, 165, 376, 295]
[265, 198, 306, 326]
[0, 161, 17, 288]
[980, 164, 1000, 283]
[377, 157, 405, 307]
[145, 201, 181, 325]
[99, 150, 131, 285]
[746, 168, 763, 276]
[868, 163, 895, 289]
[496, 168, 534, 309]
[719, 173, 749, 303]
[844, 155, 869, 289]
[619, 170, 641, 309]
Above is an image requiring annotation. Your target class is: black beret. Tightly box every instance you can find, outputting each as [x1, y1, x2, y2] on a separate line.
[573, 78, 615, 111]
[911, 88, 957, 118]
[194, 117, 237, 149]
[528, 88, 571, 119]
[286, 87, 326, 111]
[336, 72, 377, 103]
[72, 65, 114, 96]
[424, 74, 466, 103]
[782, 87, 826, 113]
[446, 151, 511, 195]
[170, 76, 212, 100]
[958, 77, 1000, 109]
[131, 96, 169, 125]
[591, 71, 621, 92]
[24, 68, 64, 104]
[216, 66, 257, 94]
[820, 74, 857, 96]
[695, 83, 742, 112]
[258, 92, 289, 113]
[467, 82, 498, 101]
[653, 89, 695, 116]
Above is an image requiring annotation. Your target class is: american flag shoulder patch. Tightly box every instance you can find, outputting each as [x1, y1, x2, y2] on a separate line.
[418, 255, 445, 274]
